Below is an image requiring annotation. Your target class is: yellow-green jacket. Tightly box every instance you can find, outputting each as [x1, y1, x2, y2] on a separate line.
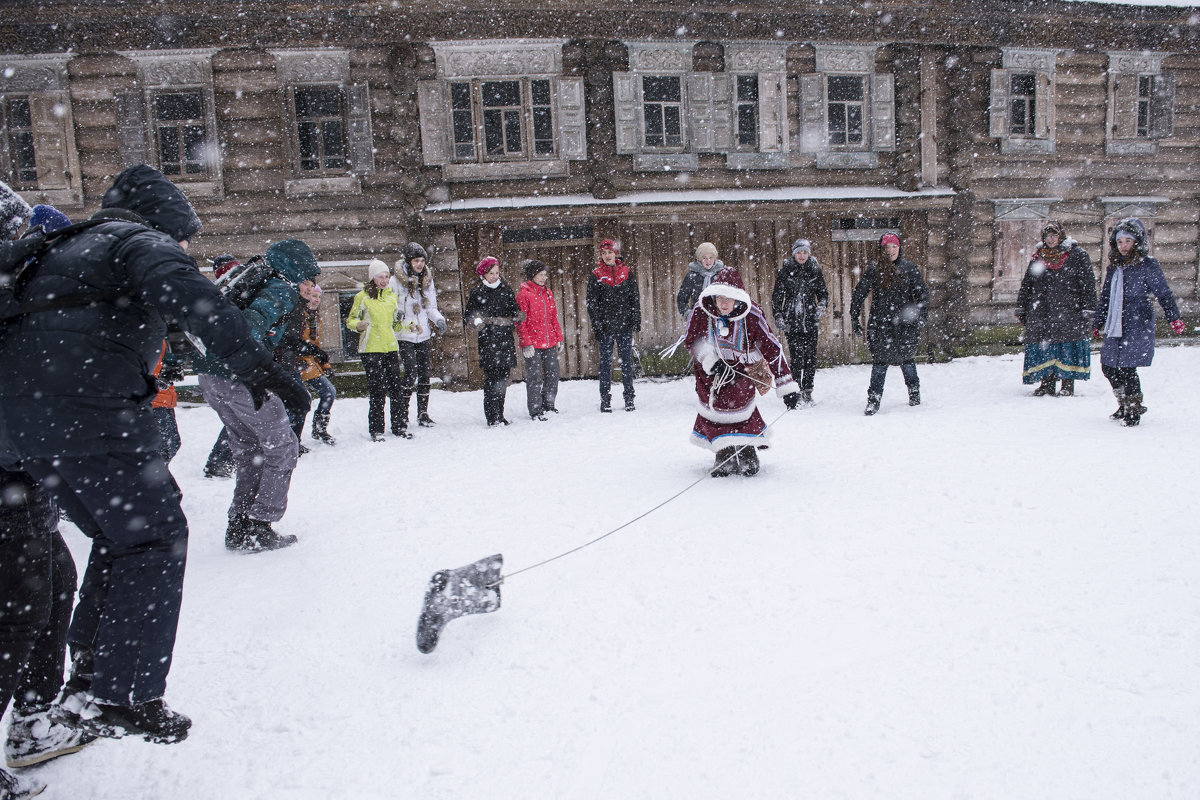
[347, 287, 402, 353]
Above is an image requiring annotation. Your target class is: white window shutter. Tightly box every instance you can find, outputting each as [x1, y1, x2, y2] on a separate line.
[1111, 73, 1138, 139]
[989, 69, 1009, 138]
[799, 74, 824, 152]
[416, 80, 450, 166]
[757, 72, 785, 153]
[346, 83, 374, 175]
[1034, 71, 1054, 139]
[711, 73, 731, 152]
[613, 72, 639, 154]
[114, 88, 149, 167]
[871, 73, 895, 151]
[688, 72, 714, 152]
[29, 92, 71, 190]
[556, 76, 586, 160]
[1149, 72, 1175, 138]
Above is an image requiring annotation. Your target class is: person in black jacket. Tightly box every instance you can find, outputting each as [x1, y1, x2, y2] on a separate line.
[585, 238, 642, 412]
[464, 256, 524, 426]
[849, 231, 929, 415]
[1015, 222, 1097, 397]
[0, 165, 310, 746]
[770, 239, 829, 405]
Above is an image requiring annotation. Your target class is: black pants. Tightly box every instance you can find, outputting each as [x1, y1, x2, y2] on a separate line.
[785, 328, 819, 394]
[868, 362, 919, 397]
[22, 452, 187, 705]
[482, 367, 511, 425]
[0, 469, 76, 718]
[398, 340, 432, 418]
[1101, 364, 1142, 400]
[362, 351, 405, 435]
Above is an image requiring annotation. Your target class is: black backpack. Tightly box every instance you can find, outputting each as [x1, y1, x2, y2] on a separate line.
[212, 255, 278, 309]
[0, 219, 124, 323]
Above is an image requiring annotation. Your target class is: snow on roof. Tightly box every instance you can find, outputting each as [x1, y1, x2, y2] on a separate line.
[424, 185, 957, 214]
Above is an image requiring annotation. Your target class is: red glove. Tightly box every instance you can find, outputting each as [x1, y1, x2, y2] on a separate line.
[1092, 328, 1102, 340]
[1170, 319, 1186, 335]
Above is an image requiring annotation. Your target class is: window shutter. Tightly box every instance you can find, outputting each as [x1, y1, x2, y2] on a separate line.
[346, 83, 374, 175]
[1149, 72, 1175, 139]
[989, 69, 1009, 138]
[556, 76, 586, 160]
[613, 72, 639, 154]
[871, 73, 895, 151]
[114, 88, 149, 167]
[757, 72, 785, 153]
[416, 80, 450, 166]
[1034, 71, 1053, 139]
[29, 92, 70, 190]
[688, 72, 715, 152]
[1111, 73, 1138, 139]
[799, 74, 824, 152]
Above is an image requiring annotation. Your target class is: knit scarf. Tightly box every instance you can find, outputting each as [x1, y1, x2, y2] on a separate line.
[1036, 246, 1068, 270]
[1101, 265, 1124, 339]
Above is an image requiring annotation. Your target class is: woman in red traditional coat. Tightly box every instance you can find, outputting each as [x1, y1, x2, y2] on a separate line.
[681, 267, 802, 476]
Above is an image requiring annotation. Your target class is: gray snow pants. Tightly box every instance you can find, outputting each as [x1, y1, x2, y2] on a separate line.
[198, 374, 298, 523]
[523, 347, 560, 417]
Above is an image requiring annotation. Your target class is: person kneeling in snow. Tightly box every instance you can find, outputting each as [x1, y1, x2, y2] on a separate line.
[681, 267, 802, 476]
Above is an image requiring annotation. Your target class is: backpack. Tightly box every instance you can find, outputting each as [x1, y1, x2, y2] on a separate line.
[212, 255, 278, 309]
[0, 219, 124, 323]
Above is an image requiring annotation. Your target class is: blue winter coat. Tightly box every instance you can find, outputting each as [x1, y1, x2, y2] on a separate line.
[1093, 256, 1180, 367]
[192, 275, 299, 379]
[0, 169, 273, 461]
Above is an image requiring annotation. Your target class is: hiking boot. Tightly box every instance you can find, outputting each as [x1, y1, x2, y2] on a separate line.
[0, 767, 44, 800]
[5, 706, 97, 768]
[737, 447, 760, 476]
[864, 394, 881, 416]
[238, 519, 298, 552]
[64, 697, 190, 745]
[711, 447, 739, 478]
[418, 414, 436, 428]
[624, 398, 636, 412]
[1058, 379, 1075, 397]
[1032, 376, 1057, 396]
[907, 385, 921, 406]
[225, 514, 252, 550]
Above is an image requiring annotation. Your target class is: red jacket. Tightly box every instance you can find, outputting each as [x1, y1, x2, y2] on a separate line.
[516, 280, 564, 349]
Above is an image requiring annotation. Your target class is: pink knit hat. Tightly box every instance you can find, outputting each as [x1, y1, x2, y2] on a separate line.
[476, 256, 499, 276]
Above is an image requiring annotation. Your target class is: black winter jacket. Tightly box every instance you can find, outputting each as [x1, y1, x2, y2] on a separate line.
[585, 260, 641, 337]
[465, 281, 521, 375]
[0, 169, 272, 461]
[770, 256, 830, 336]
[850, 258, 929, 365]
[1015, 243, 1096, 344]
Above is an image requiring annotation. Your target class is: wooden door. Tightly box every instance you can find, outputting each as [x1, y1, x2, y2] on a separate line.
[501, 241, 596, 380]
[825, 239, 874, 364]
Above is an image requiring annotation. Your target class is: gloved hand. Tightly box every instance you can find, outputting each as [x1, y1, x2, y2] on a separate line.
[1170, 319, 1186, 335]
[514, 311, 527, 324]
[471, 315, 484, 328]
[557, 342, 564, 353]
[522, 345, 535, 358]
[159, 361, 185, 384]
[1092, 328, 1102, 340]
[783, 391, 801, 410]
[776, 321, 788, 336]
[709, 358, 736, 385]
[244, 362, 312, 419]
[434, 317, 447, 334]
[852, 321, 864, 337]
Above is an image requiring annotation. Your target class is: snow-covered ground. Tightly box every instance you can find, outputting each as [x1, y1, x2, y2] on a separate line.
[13, 346, 1200, 800]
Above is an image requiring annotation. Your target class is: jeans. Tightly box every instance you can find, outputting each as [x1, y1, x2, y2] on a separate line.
[597, 331, 635, 402]
[153, 406, 181, 463]
[523, 347, 560, 417]
[482, 367, 511, 425]
[785, 328, 819, 394]
[868, 362, 919, 397]
[306, 374, 336, 417]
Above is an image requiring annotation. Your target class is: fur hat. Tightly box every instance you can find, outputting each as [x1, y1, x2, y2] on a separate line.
[402, 242, 428, 263]
[791, 239, 812, 256]
[265, 239, 321, 284]
[367, 259, 391, 282]
[699, 266, 752, 321]
[0, 180, 33, 240]
[695, 242, 718, 260]
[523, 259, 549, 282]
[29, 204, 71, 233]
[476, 256, 499, 276]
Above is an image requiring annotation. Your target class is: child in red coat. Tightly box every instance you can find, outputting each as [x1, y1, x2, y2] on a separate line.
[515, 259, 564, 421]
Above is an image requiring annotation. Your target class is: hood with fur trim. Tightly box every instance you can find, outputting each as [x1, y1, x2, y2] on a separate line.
[699, 266, 752, 321]
[1109, 217, 1150, 258]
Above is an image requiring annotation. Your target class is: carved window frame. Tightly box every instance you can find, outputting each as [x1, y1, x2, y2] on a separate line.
[1106, 51, 1173, 157]
[0, 54, 83, 207]
[724, 43, 789, 170]
[799, 44, 894, 170]
[989, 48, 1058, 156]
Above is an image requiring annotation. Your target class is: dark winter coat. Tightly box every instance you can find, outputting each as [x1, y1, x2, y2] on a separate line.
[770, 255, 830, 336]
[849, 256, 929, 365]
[465, 280, 521, 375]
[676, 259, 725, 317]
[0, 169, 272, 461]
[586, 258, 641, 336]
[1093, 255, 1180, 368]
[1015, 242, 1097, 344]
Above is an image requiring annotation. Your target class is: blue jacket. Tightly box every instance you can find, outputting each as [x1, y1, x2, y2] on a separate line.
[1094, 256, 1180, 368]
[0, 167, 272, 460]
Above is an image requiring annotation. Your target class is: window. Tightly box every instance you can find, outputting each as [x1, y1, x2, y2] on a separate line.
[154, 91, 208, 177]
[798, 45, 894, 169]
[447, 78, 557, 163]
[1008, 73, 1036, 135]
[827, 76, 865, 146]
[1107, 52, 1173, 155]
[294, 86, 347, 173]
[735, 75, 759, 150]
[3, 97, 37, 188]
[990, 199, 1063, 301]
[989, 49, 1057, 154]
[642, 75, 683, 150]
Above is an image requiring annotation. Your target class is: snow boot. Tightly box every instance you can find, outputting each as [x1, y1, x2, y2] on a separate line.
[5, 705, 97, 768]
[392, 424, 413, 439]
[296, 442, 311, 457]
[1032, 375, 1057, 396]
[737, 447, 760, 476]
[799, 390, 813, 406]
[59, 697, 190, 745]
[907, 384, 921, 406]
[624, 397, 636, 412]
[1058, 379, 1075, 397]
[226, 515, 297, 552]
[311, 413, 336, 445]
[1123, 392, 1144, 427]
[711, 447, 739, 478]
[0, 767, 44, 800]
[600, 395, 612, 413]
[418, 414, 436, 428]
[864, 393, 881, 416]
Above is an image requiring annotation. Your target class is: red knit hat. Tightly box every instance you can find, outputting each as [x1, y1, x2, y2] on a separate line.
[599, 238, 618, 252]
[476, 256, 499, 276]
[880, 233, 901, 248]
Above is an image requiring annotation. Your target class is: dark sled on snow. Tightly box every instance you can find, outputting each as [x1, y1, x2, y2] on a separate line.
[416, 554, 503, 654]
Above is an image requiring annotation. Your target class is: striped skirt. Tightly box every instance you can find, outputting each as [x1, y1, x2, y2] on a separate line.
[1022, 340, 1091, 383]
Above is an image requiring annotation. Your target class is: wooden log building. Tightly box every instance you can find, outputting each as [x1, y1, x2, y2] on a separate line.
[2, 0, 1197, 388]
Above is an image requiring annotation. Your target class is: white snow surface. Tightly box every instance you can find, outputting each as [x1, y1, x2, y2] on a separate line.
[17, 346, 1200, 799]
